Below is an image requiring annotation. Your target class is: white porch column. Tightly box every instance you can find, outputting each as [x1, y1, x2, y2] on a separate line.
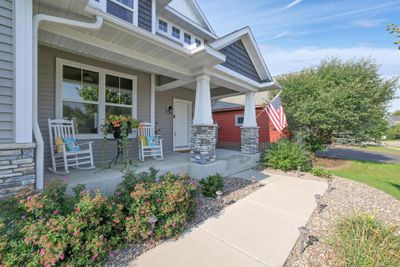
[193, 74, 213, 125]
[242, 92, 257, 127]
[15, 0, 33, 143]
[241, 92, 259, 154]
[190, 74, 217, 165]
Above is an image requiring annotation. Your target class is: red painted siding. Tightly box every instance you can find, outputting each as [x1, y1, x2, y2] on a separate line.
[212, 107, 287, 148]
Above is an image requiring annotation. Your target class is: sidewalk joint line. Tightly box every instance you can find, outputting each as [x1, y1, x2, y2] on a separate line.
[198, 227, 271, 267]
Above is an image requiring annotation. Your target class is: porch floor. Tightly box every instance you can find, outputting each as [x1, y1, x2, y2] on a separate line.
[44, 149, 260, 195]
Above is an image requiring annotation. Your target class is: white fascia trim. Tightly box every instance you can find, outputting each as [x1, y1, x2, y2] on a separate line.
[210, 27, 273, 81]
[164, 5, 218, 40]
[191, 45, 226, 62]
[14, 0, 33, 143]
[212, 65, 277, 91]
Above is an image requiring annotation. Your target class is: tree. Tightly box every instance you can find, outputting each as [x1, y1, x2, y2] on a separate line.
[387, 24, 400, 49]
[277, 58, 398, 151]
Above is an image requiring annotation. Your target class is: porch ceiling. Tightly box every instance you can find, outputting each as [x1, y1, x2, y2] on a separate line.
[38, 18, 224, 81]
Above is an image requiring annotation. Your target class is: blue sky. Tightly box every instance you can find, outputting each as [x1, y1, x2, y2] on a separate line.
[198, 0, 400, 112]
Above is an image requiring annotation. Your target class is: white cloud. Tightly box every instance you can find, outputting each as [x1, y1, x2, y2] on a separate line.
[261, 45, 400, 111]
[271, 31, 290, 40]
[285, 0, 303, 10]
[352, 18, 386, 28]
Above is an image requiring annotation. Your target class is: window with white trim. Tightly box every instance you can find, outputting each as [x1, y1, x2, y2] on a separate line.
[195, 38, 202, 47]
[107, 0, 135, 24]
[235, 114, 244, 126]
[58, 59, 137, 137]
[184, 33, 191, 44]
[159, 19, 168, 32]
[62, 66, 100, 134]
[172, 26, 180, 39]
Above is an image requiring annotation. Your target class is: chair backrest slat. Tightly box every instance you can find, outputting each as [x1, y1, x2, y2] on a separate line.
[48, 119, 76, 151]
[138, 122, 154, 137]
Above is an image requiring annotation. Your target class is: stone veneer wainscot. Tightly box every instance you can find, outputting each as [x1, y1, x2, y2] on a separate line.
[241, 127, 259, 154]
[0, 143, 36, 198]
[190, 125, 217, 165]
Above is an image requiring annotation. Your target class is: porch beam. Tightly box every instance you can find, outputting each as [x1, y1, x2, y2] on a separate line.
[150, 73, 156, 125]
[193, 74, 213, 125]
[155, 78, 194, 92]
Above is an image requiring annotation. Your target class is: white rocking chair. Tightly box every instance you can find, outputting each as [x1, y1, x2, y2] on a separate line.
[48, 119, 95, 174]
[138, 123, 164, 161]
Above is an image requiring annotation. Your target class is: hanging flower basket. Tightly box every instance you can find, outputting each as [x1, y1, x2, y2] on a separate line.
[102, 115, 139, 139]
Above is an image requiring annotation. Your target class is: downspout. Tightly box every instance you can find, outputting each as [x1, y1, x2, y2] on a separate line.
[33, 14, 103, 189]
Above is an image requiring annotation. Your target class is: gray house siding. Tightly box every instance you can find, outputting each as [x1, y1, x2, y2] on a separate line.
[138, 0, 152, 32]
[0, 0, 14, 143]
[219, 40, 261, 82]
[38, 45, 152, 167]
[155, 88, 195, 153]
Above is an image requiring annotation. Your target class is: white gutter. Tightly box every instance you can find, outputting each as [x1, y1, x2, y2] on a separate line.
[33, 14, 103, 189]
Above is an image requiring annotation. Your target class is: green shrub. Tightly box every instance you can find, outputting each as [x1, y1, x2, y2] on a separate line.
[387, 124, 400, 139]
[263, 139, 312, 171]
[199, 174, 224, 198]
[311, 167, 332, 178]
[330, 214, 400, 267]
[120, 171, 197, 241]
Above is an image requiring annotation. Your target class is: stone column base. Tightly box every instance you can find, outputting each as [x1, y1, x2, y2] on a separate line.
[0, 143, 36, 198]
[241, 127, 259, 154]
[190, 125, 217, 165]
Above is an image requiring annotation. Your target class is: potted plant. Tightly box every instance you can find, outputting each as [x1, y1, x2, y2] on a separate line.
[102, 115, 139, 139]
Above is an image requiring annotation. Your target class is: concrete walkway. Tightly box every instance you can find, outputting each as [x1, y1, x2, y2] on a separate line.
[130, 170, 327, 267]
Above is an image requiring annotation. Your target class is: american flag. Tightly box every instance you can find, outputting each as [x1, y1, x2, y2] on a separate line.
[265, 94, 287, 133]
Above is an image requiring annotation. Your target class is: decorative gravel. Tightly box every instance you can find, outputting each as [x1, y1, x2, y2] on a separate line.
[104, 177, 263, 266]
[271, 168, 400, 267]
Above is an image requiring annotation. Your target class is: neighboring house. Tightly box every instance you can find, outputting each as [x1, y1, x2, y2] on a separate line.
[0, 0, 279, 197]
[212, 92, 287, 150]
[388, 115, 400, 127]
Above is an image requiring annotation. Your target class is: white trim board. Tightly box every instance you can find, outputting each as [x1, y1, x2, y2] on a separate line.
[55, 58, 138, 140]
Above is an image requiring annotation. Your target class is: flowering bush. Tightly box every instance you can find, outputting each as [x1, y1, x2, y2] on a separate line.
[0, 182, 124, 267]
[0, 169, 198, 266]
[117, 170, 197, 241]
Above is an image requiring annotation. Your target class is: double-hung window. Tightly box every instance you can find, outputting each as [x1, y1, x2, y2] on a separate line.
[184, 33, 191, 45]
[57, 59, 137, 138]
[172, 26, 180, 39]
[62, 66, 100, 134]
[107, 0, 135, 24]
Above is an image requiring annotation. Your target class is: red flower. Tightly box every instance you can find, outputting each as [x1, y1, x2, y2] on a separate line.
[40, 248, 46, 256]
[53, 209, 59, 215]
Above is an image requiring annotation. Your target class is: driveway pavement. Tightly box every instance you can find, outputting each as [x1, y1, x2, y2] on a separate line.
[316, 146, 400, 163]
[130, 170, 327, 267]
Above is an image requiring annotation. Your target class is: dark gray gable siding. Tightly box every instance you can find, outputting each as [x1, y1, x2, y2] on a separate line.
[219, 40, 261, 82]
[0, 0, 14, 143]
[138, 0, 152, 32]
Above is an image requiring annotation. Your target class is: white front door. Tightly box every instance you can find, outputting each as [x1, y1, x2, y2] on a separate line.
[173, 99, 192, 151]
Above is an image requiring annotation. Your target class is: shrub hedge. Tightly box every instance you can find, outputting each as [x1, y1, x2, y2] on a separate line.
[198, 174, 224, 198]
[262, 139, 312, 171]
[0, 169, 197, 267]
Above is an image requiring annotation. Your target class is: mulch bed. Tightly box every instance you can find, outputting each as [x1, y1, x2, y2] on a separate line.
[311, 157, 349, 170]
[272, 169, 400, 267]
[104, 177, 263, 266]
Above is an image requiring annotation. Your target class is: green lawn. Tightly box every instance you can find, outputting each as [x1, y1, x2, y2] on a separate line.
[330, 161, 400, 200]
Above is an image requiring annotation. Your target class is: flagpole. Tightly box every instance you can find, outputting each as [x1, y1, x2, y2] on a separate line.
[256, 90, 282, 118]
